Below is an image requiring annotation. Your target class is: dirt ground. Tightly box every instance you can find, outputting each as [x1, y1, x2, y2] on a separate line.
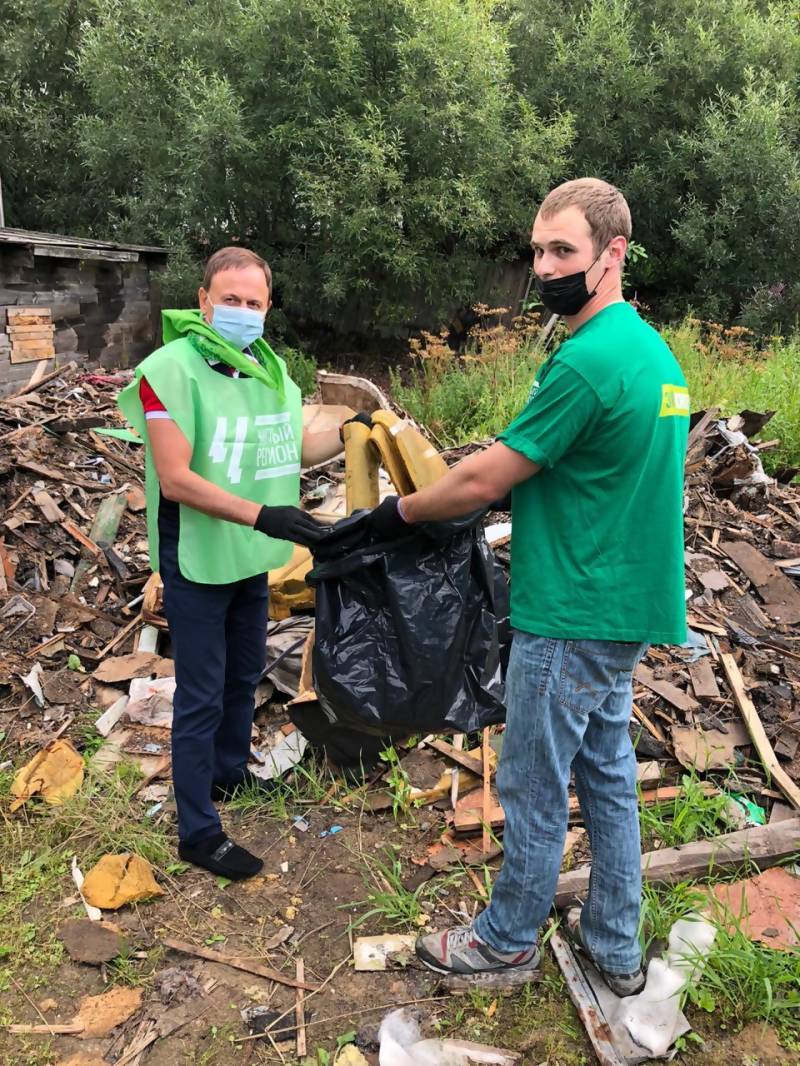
[1, 717, 796, 1066]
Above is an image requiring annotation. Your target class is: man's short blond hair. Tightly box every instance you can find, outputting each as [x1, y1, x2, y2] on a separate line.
[538, 178, 632, 253]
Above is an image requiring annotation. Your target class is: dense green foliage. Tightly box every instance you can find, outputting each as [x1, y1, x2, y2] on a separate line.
[2, 1, 800, 334]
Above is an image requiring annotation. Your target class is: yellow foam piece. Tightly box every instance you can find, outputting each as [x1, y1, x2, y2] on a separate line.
[368, 422, 414, 496]
[344, 420, 380, 513]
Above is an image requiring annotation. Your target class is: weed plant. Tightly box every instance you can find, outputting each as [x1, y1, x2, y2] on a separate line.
[639, 773, 730, 850]
[639, 875, 800, 1046]
[393, 309, 800, 474]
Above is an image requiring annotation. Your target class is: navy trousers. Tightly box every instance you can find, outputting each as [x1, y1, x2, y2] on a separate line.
[159, 535, 268, 845]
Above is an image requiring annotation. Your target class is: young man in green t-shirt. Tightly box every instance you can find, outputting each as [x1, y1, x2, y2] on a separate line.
[366, 179, 689, 993]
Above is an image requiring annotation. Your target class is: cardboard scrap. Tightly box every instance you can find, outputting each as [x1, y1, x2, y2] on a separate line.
[81, 853, 164, 910]
[671, 722, 751, 771]
[74, 985, 143, 1037]
[93, 652, 174, 684]
[59, 918, 127, 964]
[10, 739, 84, 811]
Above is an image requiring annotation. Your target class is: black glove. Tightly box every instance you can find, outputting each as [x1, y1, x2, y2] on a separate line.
[339, 411, 374, 443]
[366, 495, 412, 541]
[254, 505, 327, 548]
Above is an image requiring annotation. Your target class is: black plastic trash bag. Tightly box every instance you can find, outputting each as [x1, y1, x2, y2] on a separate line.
[306, 509, 508, 735]
[287, 700, 404, 770]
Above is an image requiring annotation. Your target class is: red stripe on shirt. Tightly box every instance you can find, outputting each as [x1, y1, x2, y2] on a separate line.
[139, 376, 167, 413]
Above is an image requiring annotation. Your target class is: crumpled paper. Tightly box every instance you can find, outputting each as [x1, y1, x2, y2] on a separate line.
[10, 739, 84, 812]
[81, 853, 164, 910]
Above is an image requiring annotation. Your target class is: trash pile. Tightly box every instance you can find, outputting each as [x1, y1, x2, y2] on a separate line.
[1, 361, 800, 1064]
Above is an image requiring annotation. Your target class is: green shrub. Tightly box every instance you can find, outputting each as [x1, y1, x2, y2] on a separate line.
[280, 345, 318, 398]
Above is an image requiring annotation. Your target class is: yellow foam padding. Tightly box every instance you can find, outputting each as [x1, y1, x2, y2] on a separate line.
[393, 423, 449, 489]
[10, 739, 84, 812]
[269, 544, 315, 618]
[344, 420, 380, 514]
[269, 544, 313, 588]
[368, 422, 415, 496]
[371, 410, 403, 430]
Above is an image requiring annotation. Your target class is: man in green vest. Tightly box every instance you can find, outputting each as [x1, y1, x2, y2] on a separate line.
[119, 246, 360, 880]
[367, 179, 689, 994]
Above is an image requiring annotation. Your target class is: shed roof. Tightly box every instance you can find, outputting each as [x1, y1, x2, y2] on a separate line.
[0, 226, 168, 263]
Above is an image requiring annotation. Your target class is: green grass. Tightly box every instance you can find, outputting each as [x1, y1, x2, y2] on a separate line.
[392, 312, 800, 474]
[348, 845, 430, 929]
[0, 763, 170, 999]
[639, 773, 731, 850]
[225, 751, 340, 819]
[639, 876, 800, 1047]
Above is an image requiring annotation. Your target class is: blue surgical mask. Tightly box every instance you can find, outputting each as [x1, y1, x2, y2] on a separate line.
[208, 302, 265, 349]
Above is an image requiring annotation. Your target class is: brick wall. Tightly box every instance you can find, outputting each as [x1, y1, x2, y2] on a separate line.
[0, 244, 167, 395]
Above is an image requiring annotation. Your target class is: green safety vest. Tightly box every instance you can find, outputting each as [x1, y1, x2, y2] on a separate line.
[118, 310, 302, 585]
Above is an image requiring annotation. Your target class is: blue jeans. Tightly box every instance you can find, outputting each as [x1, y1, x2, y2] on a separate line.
[473, 632, 647, 974]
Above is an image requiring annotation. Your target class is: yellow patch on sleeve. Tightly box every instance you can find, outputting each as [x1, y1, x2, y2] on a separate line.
[660, 384, 690, 418]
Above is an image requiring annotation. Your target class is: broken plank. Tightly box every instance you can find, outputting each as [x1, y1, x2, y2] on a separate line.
[32, 489, 65, 524]
[549, 931, 628, 1066]
[719, 652, 800, 809]
[295, 959, 307, 1058]
[162, 937, 316, 991]
[8, 360, 77, 398]
[62, 519, 101, 556]
[50, 414, 108, 434]
[688, 658, 721, 700]
[425, 736, 483, 777]
[554, 817, 800, 908]
[632, 701, 667, 744]
[634, 664, 700, 714]
[721, 540, 800, 625]
[17, 459, 108, 492]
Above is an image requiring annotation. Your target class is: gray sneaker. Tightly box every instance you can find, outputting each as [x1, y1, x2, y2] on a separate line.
[416, 924, 540, 976]
[565, 906, 645, 997]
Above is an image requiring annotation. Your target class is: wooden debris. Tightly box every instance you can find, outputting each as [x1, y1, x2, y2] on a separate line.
[721, 540, 800, 624]
[163, 938, 317, 991]
[554, 817, 800, 907]
[719, 652, 800, 809]
[635, 664, 700, 714]
[688, 658, 721, 700]
[481, 727, 492, 854]
[295, 958, 307, 1059]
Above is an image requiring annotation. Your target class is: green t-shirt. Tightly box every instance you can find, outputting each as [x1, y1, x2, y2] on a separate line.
[499, 302, 688, 644]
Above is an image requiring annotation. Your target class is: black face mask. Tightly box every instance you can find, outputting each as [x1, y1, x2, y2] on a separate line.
[534, 251, 607, 317]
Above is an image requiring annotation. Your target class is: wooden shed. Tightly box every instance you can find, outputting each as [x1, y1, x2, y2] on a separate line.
[0, 227, 168, 395]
